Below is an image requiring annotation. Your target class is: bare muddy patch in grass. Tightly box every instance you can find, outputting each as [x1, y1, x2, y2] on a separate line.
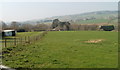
[84, 39, 105, 43]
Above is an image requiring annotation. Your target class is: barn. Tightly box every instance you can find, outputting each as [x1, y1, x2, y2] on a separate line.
[2, 30, 16, 37]
[100, 25, 115, 31]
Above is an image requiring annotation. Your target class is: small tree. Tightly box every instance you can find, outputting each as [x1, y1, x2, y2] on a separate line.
[21, 23, 34, 32]
[10, 21, 20, 30]
[0, 21, 7, 30]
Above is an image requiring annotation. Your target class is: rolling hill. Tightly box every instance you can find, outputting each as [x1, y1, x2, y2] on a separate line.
[23, 10, 117, 25]
[45, 10, 118, 24]
[4, 10, 116, 25]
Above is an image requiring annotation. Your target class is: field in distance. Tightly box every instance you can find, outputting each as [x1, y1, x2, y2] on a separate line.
[2, 31, 118, 68]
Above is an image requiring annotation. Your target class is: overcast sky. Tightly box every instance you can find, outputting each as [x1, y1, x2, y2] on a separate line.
[0, 1, 118, 22]
[0, 0, 119, 2]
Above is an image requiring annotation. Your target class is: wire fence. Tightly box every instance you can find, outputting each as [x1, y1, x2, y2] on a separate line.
[1, 31, 47, 48]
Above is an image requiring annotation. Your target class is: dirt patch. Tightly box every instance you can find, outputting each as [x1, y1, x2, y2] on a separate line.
[84, 39, 104, 43]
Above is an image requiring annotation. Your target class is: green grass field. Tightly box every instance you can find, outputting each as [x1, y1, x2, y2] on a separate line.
[2, 31, 118, 68]
[75, 19, 117, 24]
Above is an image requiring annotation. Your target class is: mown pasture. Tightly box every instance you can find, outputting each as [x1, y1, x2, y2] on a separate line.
[2, 31, 118, 68]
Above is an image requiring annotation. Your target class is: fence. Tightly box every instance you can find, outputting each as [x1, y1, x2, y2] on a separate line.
[1, 31, 47, 48]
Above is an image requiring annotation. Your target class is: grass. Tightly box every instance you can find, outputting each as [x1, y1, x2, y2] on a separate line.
[2, 31, 118, 68]
[16, 32, 42, 37]
[75, 19, 117, 24]
[76, 19, 109, 24]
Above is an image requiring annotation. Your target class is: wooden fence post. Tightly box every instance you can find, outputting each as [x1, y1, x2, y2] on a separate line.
[28, 36, 30, 44]
[16, 38, 18, 45]
[24, 37, 25, 44]
[5, 38, 7, 47]
[14, 37, 16, 46]
[21, 38, 22, 45]
[34, 36, 36, 41]
[16, 38, 17, 45]
[25, 36, 26, 43]
[18, 38, 20, 45]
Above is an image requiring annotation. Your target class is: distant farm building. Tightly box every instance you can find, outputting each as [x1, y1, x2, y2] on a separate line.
[2, 30, 16, 37]
[17, 29, 26, 32]
[100, 25, 115, 31]
[51, 19, 71, 31]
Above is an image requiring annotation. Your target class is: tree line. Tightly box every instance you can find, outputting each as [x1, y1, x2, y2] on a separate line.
[0, 21, 118, 31]
[1, 21, 50, 32]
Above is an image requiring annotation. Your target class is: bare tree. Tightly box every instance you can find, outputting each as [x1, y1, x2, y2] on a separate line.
[21, 23, 34, 32]
[33, 23, 49, 31]
[0, 21, 7, 30]
[70, 24, 99, 31]
[10, 21, 20, 30]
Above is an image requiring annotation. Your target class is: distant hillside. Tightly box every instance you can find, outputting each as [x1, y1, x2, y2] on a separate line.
[22, 10, 118, 25]
[46, 11, 117, 20]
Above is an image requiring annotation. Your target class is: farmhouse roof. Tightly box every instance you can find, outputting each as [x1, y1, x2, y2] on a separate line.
[2, 30, 15, 32]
